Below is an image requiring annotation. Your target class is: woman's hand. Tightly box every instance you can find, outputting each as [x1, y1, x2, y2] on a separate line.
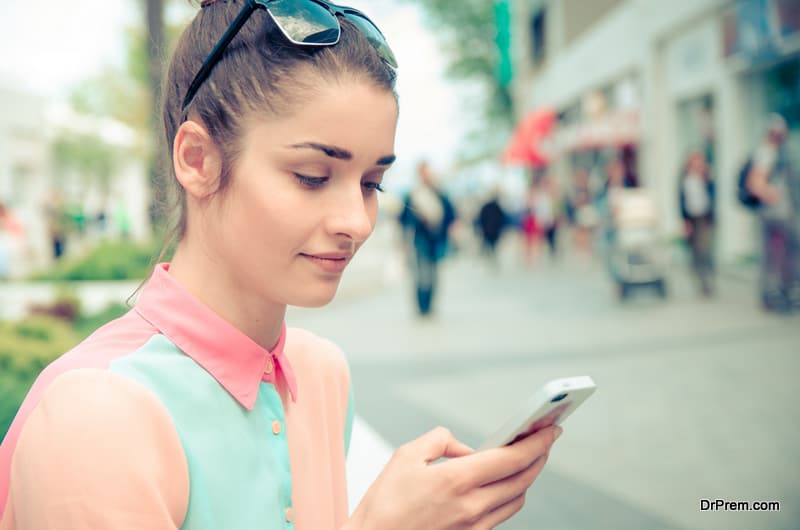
[345, 425, 561, 530]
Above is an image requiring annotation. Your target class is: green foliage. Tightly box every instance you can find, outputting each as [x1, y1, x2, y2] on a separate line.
[32, 240, 158, 282]
[0, 316, 79, 439]
[407, 0, 514, 127]
[0, 300, 130, 439]
[73, 303, 131, 339]
[51, 133, 123, 194]
[0, 373, 35, 442]
[0, 316, 80, 379]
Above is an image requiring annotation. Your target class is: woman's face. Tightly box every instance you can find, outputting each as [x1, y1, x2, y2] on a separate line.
[204, 80, 398, 308]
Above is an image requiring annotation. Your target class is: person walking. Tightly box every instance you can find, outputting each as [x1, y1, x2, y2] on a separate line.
[0, 2, 561, 528]
[0, 201, 24, 280]
[399, 161, 456, 316]
[745, 114, 800, 313]
[679, 150, 716, 296]
[531, 172, 560, 260]
[567, 168, 599, 257]
[476, 188, 507, 266]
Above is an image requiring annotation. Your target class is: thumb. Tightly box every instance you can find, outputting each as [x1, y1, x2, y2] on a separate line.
[412, 427, 474, 464]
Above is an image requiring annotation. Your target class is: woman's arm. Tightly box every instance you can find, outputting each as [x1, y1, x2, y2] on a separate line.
[3, 369, 189, 530]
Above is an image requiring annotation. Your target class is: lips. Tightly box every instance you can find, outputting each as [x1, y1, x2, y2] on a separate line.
[301, 253, 351, 274]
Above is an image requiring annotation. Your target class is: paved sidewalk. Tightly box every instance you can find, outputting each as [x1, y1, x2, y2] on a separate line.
[346, 416, 394, 514]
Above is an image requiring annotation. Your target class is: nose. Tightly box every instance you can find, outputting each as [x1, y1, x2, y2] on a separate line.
[325, 184, 376, 244]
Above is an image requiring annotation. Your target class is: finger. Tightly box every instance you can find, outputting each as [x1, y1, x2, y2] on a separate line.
[406, 427, 474, 464]
[449, 426, 559, 487]
[441, 438, 474, 459]
[480, 453, 548, 514]
[480, 492, 527, 530]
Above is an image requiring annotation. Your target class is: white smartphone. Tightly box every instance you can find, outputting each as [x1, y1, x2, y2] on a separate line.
[478, 376, 596, 451]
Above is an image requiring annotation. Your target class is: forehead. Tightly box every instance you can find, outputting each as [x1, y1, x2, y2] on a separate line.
[243, 81, 398, 158]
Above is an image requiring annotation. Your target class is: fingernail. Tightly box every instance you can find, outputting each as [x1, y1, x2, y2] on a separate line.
[553, 426, 563, 441]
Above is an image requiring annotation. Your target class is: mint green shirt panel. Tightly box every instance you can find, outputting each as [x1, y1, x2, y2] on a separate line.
[109, 334, 293, 530]
[344, 384, 355, 457]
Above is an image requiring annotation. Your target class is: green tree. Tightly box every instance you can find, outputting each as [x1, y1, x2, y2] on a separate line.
[50, 133, 121, 199]
[408, 0, 513, 122]
[57, 1, 189, 233]
[405, 0, 514, 164]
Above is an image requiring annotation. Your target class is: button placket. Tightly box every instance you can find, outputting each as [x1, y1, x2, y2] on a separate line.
[259, 385, 292, 527]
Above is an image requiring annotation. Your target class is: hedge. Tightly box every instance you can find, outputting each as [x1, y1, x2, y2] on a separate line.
[32, 240, 159, 281]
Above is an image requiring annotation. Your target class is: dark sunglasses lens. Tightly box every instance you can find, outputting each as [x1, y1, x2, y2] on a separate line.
[345, 12, 398, 68]
[268, 0, 340, 44]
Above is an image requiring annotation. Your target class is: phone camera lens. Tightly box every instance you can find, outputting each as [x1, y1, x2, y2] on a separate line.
[551, 393, 568, 402]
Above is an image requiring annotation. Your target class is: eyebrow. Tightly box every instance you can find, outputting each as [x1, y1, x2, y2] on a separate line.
[287, 142, 396, 166]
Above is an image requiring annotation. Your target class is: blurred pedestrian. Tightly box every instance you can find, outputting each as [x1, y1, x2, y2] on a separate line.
[745, 114, 800, 312]
[0, 201, 24, 280]
[567, 167, 599, 257]
[43, 189, 68, 260]
[520, 193, 539, 267]
[399, 161, 456, 316]
[679, 150, 716, 296]
[114, 198, 132, 240]
[0, 3, 560, 528]
[620, 145, 640, 188]
[597, 158, 628, 283]
[476, 188, 507, 265]
[531, 171, 560, 260]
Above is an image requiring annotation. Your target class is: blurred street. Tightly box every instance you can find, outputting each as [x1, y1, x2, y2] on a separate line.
[291, 231, 800, 530]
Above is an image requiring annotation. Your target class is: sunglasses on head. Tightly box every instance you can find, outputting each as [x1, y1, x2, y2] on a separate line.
[182, 0, 398, 112]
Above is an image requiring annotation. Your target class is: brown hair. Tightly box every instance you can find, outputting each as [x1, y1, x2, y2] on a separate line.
[157, 0, 397, 253]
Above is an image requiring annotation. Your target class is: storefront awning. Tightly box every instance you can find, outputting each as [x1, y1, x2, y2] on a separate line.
[501, 107, 557, 168]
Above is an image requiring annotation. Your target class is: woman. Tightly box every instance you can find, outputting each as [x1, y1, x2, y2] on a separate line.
[0, 1, 560, 529]
[679, 150, 716, 296]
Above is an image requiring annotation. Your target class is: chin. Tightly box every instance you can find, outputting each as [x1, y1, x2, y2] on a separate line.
[290, 284, 340, 308]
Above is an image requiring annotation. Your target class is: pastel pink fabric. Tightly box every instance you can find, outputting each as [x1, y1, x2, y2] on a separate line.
[0, 263, 356, 530]
[133, 263, 298, 406]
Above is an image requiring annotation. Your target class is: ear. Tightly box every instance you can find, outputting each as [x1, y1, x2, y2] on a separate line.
[173, 120, 223, 199]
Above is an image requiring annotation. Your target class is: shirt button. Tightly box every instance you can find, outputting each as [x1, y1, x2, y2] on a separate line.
[272, 420, 282, 435]
[285, 507, 292, 522]
[264, 357, 274, 375]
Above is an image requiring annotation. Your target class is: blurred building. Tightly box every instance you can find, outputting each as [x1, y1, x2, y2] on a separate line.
[506, 0, 800, 263]
[0, 84, 52, 275]
[0, 83, 152, 278]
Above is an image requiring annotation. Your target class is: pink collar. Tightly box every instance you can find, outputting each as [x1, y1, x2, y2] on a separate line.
[134, 263, 297, 409]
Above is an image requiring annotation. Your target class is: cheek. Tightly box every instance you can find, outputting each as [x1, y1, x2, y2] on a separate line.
[219, 178, 293, 247]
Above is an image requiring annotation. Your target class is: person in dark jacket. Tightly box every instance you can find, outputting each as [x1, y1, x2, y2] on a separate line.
[477, 189, 507, 265]
[399, 161, 456, 316]
[679, 150, 716, 296]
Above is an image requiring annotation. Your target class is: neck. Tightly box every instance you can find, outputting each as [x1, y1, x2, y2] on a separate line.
[168, 239, 286, 352]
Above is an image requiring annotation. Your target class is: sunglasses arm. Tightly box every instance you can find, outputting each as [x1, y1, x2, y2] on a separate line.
[182, 0, 260, 111]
